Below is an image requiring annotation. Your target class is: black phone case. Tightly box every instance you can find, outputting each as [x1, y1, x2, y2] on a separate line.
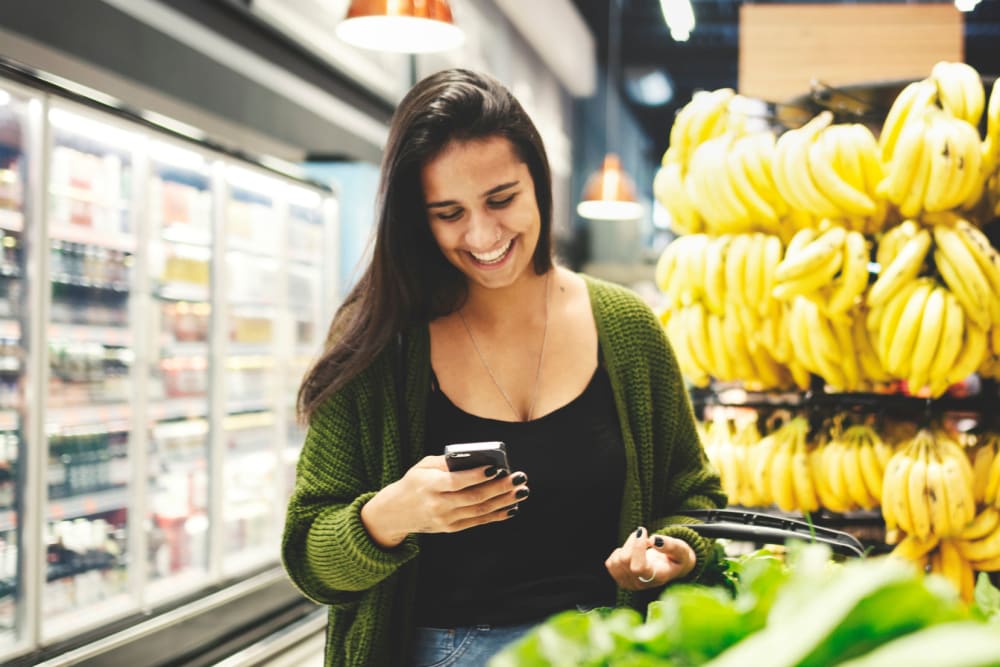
[444, 443, 510, 472]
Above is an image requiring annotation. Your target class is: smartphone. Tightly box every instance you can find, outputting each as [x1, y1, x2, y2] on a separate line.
[444, 441, 510, 473]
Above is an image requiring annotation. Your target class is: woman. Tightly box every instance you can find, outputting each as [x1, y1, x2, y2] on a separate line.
[282, 68, 726, 667]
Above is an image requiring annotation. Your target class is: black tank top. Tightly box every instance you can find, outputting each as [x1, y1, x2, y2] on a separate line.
[412, 363, 625, 627]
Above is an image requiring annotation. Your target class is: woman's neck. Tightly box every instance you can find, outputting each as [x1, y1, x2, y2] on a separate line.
[460, 268, 556, 330]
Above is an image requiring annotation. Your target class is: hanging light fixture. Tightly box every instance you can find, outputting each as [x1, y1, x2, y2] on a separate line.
[336, 0, 465, 54]
[577, 0, 643, 221]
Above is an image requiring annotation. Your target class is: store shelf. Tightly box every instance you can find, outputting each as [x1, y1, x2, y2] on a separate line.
[49, 323, 130, 346]
[51, 273, 129, 292]
[154, 283, 209, 302]
[225, 404, 274, 421]
[49, 224, 135, 252]
[161, 225, 211, 248]
[48, 485, 128, 522]
[46, 403, 131, 429]
[149, 398, 209, 422]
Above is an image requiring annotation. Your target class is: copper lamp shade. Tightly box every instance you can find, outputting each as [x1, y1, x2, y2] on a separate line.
[576, 154, 644, 221]
[336, 0, 465, 53]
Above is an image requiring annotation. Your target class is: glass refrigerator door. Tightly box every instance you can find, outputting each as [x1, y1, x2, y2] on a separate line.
[0, 83, 34, 653]
[145, 142, 213, 602]
[283, 187, 325, 497]
[221, 167, 282, 574]
[44, 106, 137, 638]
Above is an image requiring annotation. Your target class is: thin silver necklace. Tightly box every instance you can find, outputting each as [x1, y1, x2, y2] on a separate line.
[458, 272, 551, 422]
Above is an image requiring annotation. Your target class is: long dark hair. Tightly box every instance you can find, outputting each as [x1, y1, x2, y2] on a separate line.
[298, 68, 554, 421]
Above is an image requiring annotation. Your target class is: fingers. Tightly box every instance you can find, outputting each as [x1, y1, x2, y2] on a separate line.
[630, 527, 652, 576]
[649, 535, 697, 580]
[605, 528, 696, 590]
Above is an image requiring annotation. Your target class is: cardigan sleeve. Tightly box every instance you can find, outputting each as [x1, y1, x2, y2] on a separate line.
[281, 383, 419, 604]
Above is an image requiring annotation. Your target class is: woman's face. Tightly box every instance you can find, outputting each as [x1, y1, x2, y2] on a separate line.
[421, 136, 541, 291]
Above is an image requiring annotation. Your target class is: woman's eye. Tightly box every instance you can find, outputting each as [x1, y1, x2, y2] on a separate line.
[487, 194, 515, 209]
[437, 209, 463, 221]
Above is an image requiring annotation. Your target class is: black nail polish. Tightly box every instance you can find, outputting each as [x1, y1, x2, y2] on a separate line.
[495, 469, 509, 479]
[654, 536, 664, 548]
[515, 488, 529, 499]
[511, 473, 526, 486]
[507, 507, 519, 517]
[635, 527, 643, 538]
[484, 466, 498, 478]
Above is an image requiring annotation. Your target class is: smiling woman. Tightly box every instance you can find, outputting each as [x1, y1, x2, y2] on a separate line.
[281, 68, 725, 667]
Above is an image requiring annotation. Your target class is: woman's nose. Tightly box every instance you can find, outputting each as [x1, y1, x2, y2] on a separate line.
[464, 214, 501, 250]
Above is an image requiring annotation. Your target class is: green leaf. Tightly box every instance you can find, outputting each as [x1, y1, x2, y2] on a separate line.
[972, 573, 1000, 623]
[833, 622, 1000, 667]
[640, 585, 743, 660]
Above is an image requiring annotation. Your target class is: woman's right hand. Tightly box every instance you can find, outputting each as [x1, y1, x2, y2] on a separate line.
[360, 455, 529, 548]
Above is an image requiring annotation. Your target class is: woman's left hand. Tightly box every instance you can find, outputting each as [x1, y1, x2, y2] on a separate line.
[604, 526, 696, 590]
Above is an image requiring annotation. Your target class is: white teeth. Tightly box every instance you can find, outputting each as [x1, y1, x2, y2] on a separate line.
[470, 239, 512, 264]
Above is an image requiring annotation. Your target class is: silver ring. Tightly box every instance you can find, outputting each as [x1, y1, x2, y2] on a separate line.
[637, 573, 656, 584]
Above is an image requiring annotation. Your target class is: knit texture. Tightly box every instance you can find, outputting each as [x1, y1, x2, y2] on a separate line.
[281, 275, 727, 666]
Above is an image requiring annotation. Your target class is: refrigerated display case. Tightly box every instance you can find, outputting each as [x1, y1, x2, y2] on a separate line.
[44, 103, 138, 640]
[0, 78, 36, 657]
[0, 69, 339, 665]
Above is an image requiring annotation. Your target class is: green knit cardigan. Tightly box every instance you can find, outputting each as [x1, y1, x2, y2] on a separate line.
[281, 275, 727, 666]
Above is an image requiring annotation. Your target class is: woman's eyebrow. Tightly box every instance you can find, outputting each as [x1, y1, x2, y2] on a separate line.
[426, 181, 520, 208]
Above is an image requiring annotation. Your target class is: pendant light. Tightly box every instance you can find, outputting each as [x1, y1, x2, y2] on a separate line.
[336, 0, 465, 54]
[577, 0, 644, 221]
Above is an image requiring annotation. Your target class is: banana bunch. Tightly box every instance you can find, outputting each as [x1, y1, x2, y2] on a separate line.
[881, 107, 983, 218]
[956, 507, 1000, 575]
[930, 60, 986, 128]
[977, 432, 1000, 508]
[663, 88, 736, 168]
[864, 220, 997, 396]
[751, 416, 819, 513]
[881, 429, 976, 541]
[890, 534, 978, 602]
[880, 79, 939, 164]
[814, 423, 889, 512]
[810, 122, 888, 232]
[771, 226, 871, 317]
[705, 413, 762, 507]
[653, 161, 703, 235]
[684, 132, 799, 235]
[655, 233, 710, 310]
[979, 326, 1000, 381]
[984, 78, 1000, 217]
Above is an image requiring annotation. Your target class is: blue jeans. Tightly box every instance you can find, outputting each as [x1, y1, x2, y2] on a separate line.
[407, 623, 536, 666]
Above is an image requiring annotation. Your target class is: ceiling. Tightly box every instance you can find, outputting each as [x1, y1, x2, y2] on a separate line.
[569, 0, 1000, 162]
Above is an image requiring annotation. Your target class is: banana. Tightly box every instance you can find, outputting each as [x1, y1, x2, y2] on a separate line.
[706, 311, 733, 382]
[686, 303, 715, 375]
[831, 315, 860, 391]
[856, 429, 886, 503]
[725, 233, 750, 304]
[655, 240, 680, 296]
[703, 234, 731, 316]
[743, 233, 766, 308]
[791, 435, 820, 513]
[927, 291, 965, 397]
[827, 230, 870, 315]
[728, 136, 780, 227]
[885, 278, 934, 380]
[906, 435, 932, 540]
[971, 437, 997, 505]
[880, 79, 938, 163]
[853, 308, 892, 383]
[810, 126, 877, 216]
[939, 436, 978, 529]
[758, 234, 783, 319]
[907, 285, 946, 393]
[954, 219, 1000, 324]
[938, 538, 976, 602]
[933, 61, 985, 127]
[986, 435, 1000, 506]
[774, 225, 847, 284]
[945, 320, 988, 388]
[843, 431, 877, 509]
[922, 112, 962, 213]
[885, 115, 929, 206]
[956, 520, 1000, 564]
[812, 437, 851, 513]
[890, 533, 939, 564]
[933, 224, 992, 329]
[771, 246, 843, 301]
[898, 117, 934, 218]
[653, 162, 703, 235]
[924, 447, 954, 537]
[962, 507, 1000, 541]
[769, 434, 797, 512]
[876, 280, 922, 372]
[881, 443, 915, 535]
[867, 227, 931, 308]
[876, 219, 919, 270]
[785, 113, 842, 218]
[704, 134, 753, 230]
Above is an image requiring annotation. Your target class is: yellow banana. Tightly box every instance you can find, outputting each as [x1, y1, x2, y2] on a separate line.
[810, 126, 877, 216]
[843, 432, 877, 510]
[885, 278, 934, 378]
[725, 234, 750, 304]
[939, 439, 978, 530]
[956, 520, 1000, 565]
[875, 219, 918, 270]
[853, 308, 892, 383]
[885, 116, 929, 206]
[774, 225, 846, 284]
[954, 219, 1000, 324]
[985, 435, 1000, 506]
[769, 435, 797, 512]
[876, 280, 923, 373]
[826, 230, 870, 316]
[881, 443, 915, 534]
[907, 435, 932, 540]
[933, 224, 992, 329]
[880, 79, 938, 163]
[971, 437, 997, 505]
[925, 448, 954, 537]
[867, 227, 931, 308]
[907, 285, 946, 392]
[945, 320, 988, 387]
[771, 247, 843, 301]
[728, 136, 780, 227]
[938, 538, 976, 602]
[703, 234, 731, 316]
[927, 291, 966, 397]
[962, 507, 1000, 541]
[706, 311, 733, 382]
[743, 233, 766, 308]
